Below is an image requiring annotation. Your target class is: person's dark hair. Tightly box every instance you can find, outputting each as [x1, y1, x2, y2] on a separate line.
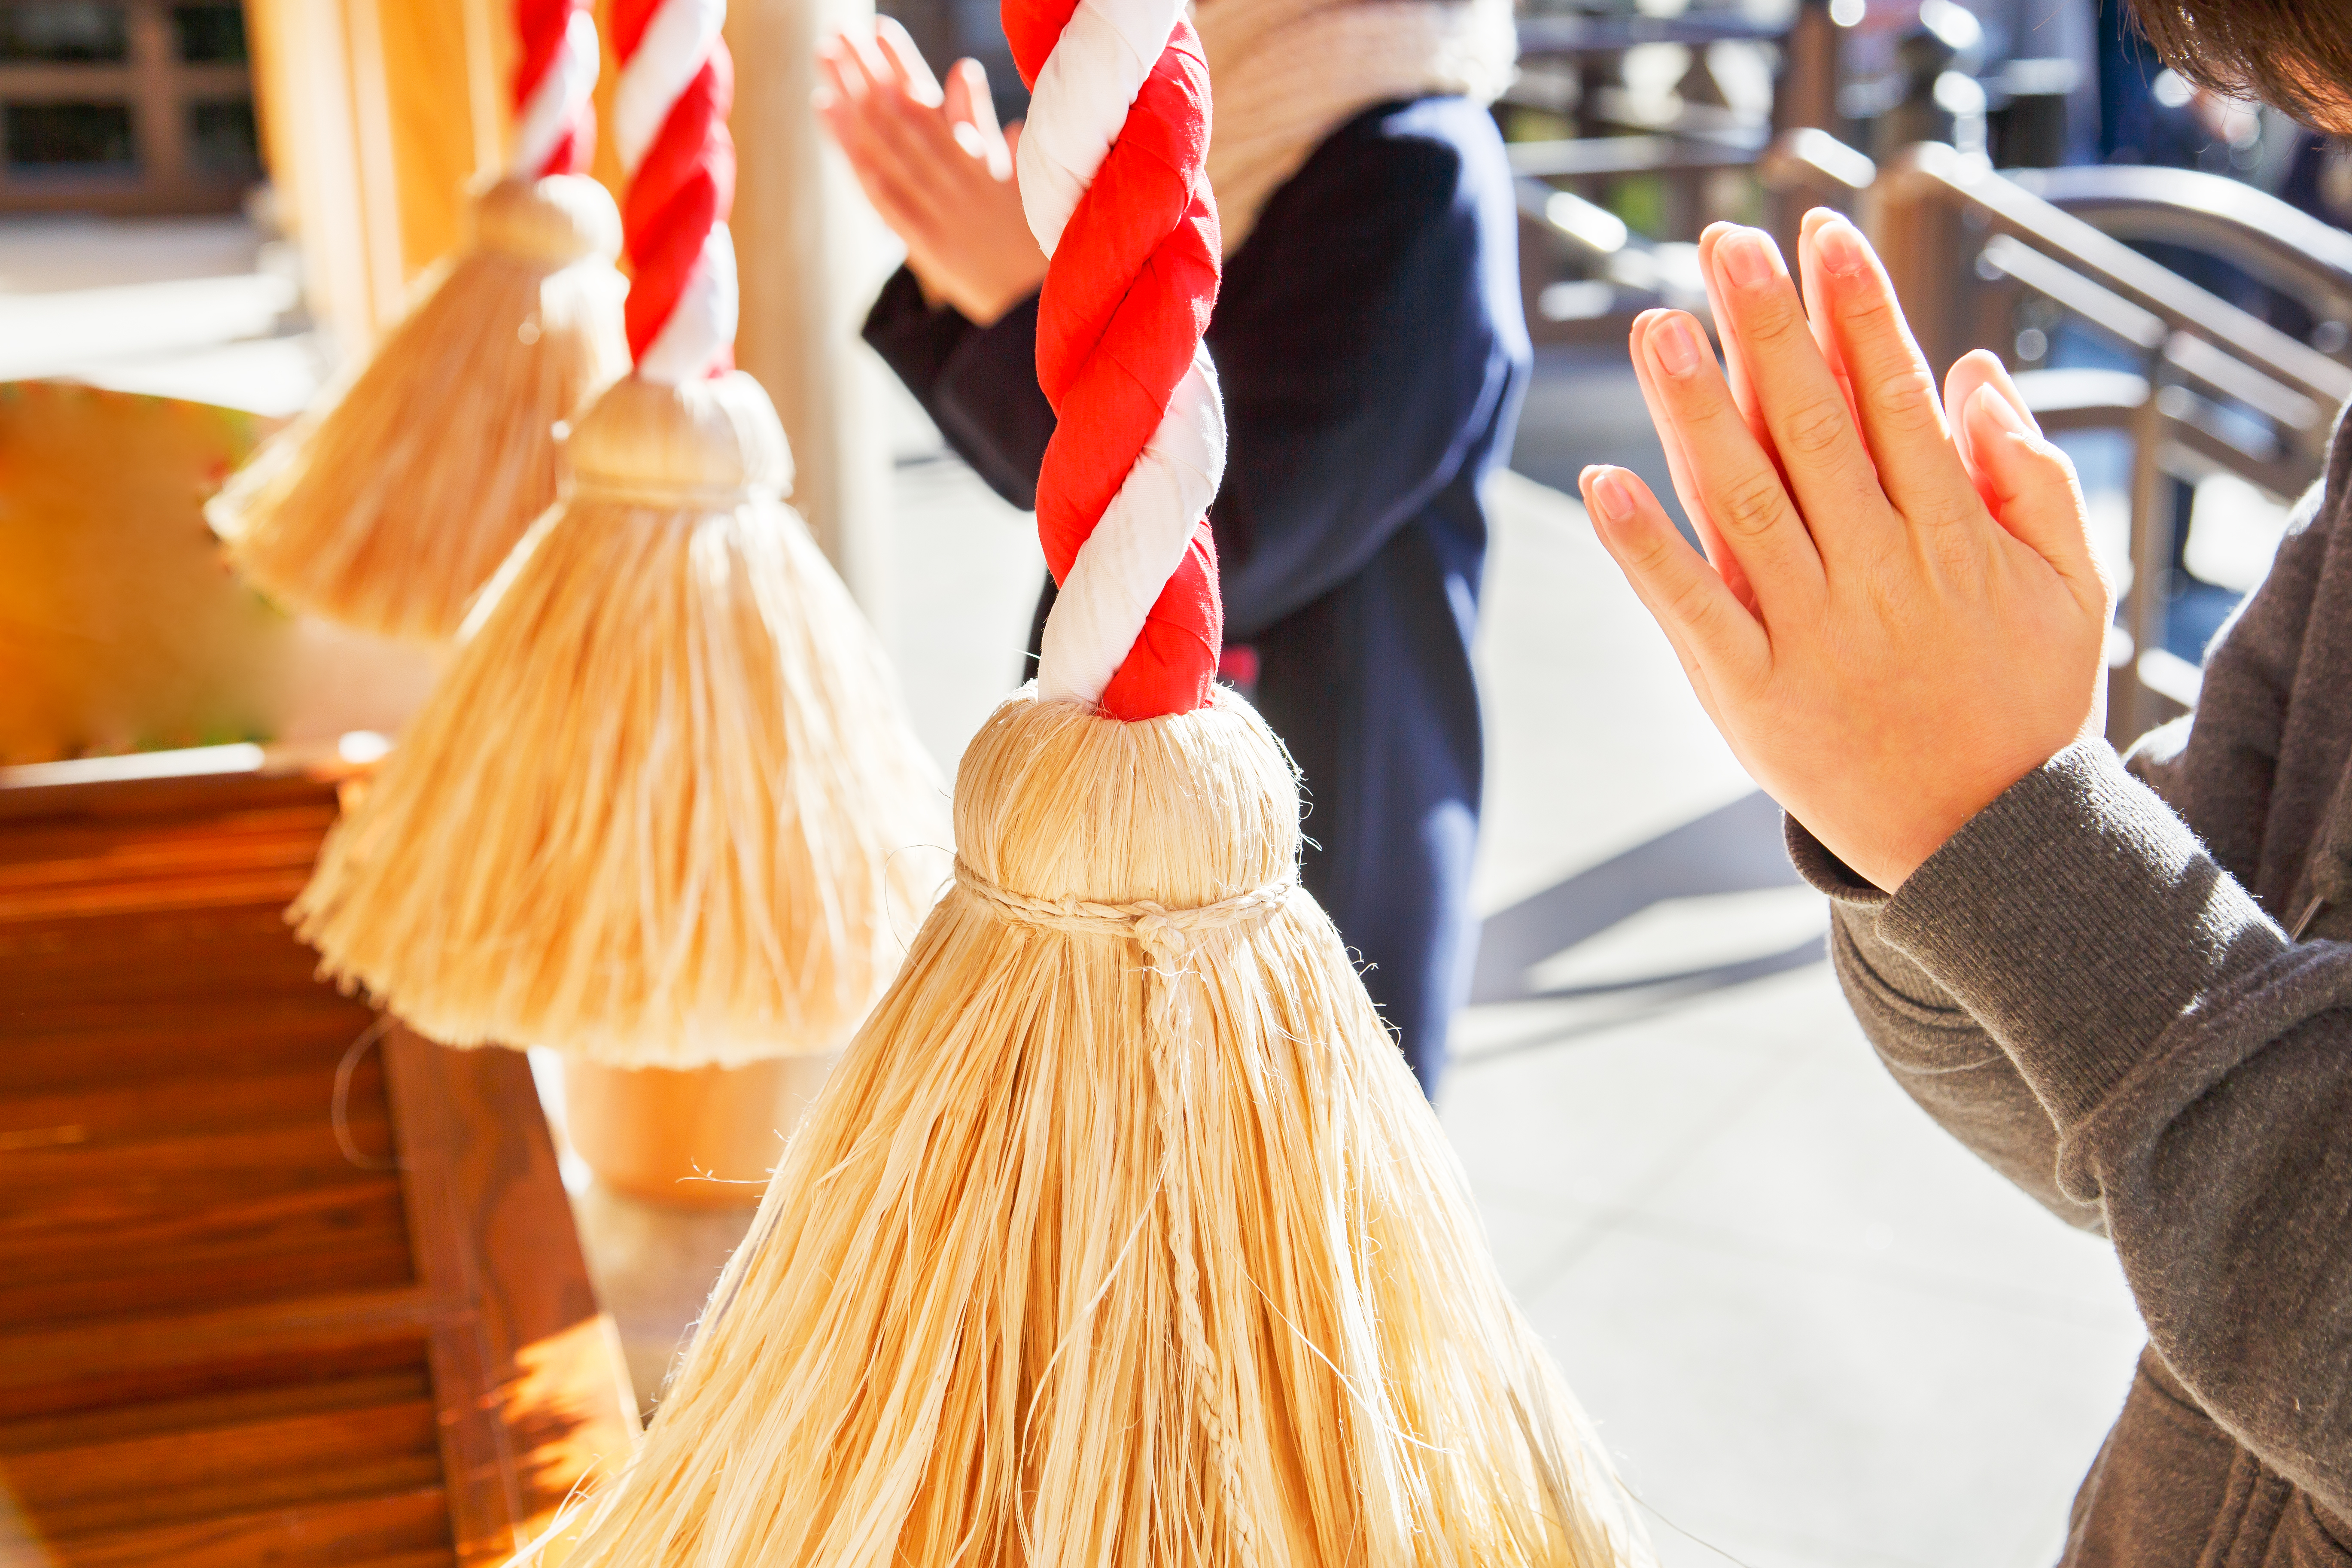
[2127, 0, 2352, 127]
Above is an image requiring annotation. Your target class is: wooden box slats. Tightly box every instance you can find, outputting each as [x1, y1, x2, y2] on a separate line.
[0, 747, 634, 1568]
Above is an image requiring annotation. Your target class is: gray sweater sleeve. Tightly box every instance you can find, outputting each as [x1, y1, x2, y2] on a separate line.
[1792, 481, 2339, 1237]
[2123, 481, 2334, 894]
[1780, 454, 2352, 1508]
[1790, 828, 2106, 1230]
[1874, 742, 2352, 1516]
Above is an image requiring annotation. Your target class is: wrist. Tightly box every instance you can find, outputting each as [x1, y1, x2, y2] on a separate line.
[1865, 747, 2072, 893]
[905, 259, 1034, 329]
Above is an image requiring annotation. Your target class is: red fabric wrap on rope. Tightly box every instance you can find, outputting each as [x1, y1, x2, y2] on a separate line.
[612, 0, 737, 371]
[1005, 0, 1224, 721]
[514, 0, 593, 176]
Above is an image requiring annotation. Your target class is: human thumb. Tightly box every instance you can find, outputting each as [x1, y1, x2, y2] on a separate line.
[1964, 381, 2103, 597]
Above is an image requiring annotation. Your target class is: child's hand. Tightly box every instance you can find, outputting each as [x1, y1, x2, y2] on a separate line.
[1581, 213, 2111, 892]
[815, 20, 1046, 326]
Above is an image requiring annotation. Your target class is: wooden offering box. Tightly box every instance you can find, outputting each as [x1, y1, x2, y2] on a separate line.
[0, 746, 634, 1567]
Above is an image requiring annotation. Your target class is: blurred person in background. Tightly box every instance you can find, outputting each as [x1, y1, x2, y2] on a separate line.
[1576, 0, 2352, 1538]
[816, 0, 1527, 1095]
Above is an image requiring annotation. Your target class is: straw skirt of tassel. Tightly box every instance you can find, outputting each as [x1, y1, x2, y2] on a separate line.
[292, 371, 949, 1065]
[542, 688, 1651, 1567]
[208, 175, 629, 642]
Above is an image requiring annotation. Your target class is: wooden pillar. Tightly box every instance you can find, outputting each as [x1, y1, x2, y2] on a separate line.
[1767, 0, 1841, 259]
[374, 0, 503, 276]
[125, 2, 186, 196]
[246, 0, 374, 350]
[725, 0, 898, 628]
[243, 0, 503, 354]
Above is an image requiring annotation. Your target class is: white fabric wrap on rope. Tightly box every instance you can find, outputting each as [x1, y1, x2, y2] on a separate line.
[1015, 0, 1184, 255]
[613, 0, 736, 385]
[614, 0, 726, 172]
[508, 5, 601, 180]
[639, 222, 739, 385]
[1038, 346, 1225, 706]
[1019, 0, 1229, 709]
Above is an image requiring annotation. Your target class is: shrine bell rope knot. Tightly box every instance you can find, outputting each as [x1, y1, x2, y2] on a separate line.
[951, 859, 1293, 953]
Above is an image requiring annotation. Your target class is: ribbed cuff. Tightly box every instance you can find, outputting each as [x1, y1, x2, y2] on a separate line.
[1785, 813, 1952, 1010]
[1876, 740, 2288, 1130]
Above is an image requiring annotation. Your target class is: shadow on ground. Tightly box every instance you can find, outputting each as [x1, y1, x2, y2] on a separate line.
[1467, 791, 1823, 1062]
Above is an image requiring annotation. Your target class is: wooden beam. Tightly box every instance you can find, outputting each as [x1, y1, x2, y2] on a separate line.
[384, 1029, 637, 1566]
[0, 762, 634, 1565]
[243, 0, 505, 352]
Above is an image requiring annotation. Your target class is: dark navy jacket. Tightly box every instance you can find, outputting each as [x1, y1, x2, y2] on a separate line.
[864, 95, 1530, 1092]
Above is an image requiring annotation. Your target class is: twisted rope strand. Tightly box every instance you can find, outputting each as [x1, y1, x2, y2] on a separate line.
[611, 0, 737, 381]
[510, 0, 599, 178]
[999, 0, 1249, 1535]
[1006, 0, 1225, 722]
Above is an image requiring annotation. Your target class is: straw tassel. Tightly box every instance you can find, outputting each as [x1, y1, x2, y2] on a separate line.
[292, 0, 949, 1065]
[523, 0, 1653, 1558]
[532, 693, 1651, 1564]
[208, 0, 627, 643]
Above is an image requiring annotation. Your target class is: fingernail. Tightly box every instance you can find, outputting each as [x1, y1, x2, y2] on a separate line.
[1816, 219, 1868, 277]
[1720, 229, 1773, 289]
[1653, 316, 1704, 377]
[1591, 468, 1636, 523]
[1972, 382, 2033, 436]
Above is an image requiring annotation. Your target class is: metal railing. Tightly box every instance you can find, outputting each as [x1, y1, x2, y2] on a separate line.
[1508, 0, 1841, 336]
[1761, 133, 2349, 742]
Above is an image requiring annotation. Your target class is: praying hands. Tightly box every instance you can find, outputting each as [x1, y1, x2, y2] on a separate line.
[814, 19, 1046, 327]
[1582, 211, 2114, 893]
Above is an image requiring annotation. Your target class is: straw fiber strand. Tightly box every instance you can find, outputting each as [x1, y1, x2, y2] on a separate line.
[208, 176, 628, 643]
[292, 372, 948, 1066]
[542, 690, 1651, 1566]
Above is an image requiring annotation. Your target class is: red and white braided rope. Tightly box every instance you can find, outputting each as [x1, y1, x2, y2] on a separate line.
[510, 0, 599, 179]
[612, 0, 738, 383]
[1008, 0, 1225, 720]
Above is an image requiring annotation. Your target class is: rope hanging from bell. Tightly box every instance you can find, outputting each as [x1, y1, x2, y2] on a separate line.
[522, 0, 1655, 1559]
[208, 0, 628, 643]
[289, 0, 949, 1069]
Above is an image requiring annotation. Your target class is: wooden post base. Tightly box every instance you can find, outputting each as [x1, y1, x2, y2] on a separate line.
[562, 1054, 836, 1212]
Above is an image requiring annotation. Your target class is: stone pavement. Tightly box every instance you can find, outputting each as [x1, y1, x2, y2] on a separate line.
[6, 213, 2151, 1566]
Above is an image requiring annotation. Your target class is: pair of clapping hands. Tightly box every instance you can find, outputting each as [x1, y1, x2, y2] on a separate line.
[1582, 213, 2112, 893]
[812, 20, 1045, 328]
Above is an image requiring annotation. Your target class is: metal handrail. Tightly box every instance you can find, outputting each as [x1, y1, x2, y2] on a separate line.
[1764, 135, 2349, 411]
[1758, 131, 2346, 740]
[2012, 164, 2352, 335]
[1872, 143, 2352, 413]
[1509, 136, 1760, 181]
[1758, 127, 1876, 210]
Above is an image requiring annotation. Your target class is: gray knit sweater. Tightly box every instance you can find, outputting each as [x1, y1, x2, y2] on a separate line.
[1791, 425, 2352, 1564]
